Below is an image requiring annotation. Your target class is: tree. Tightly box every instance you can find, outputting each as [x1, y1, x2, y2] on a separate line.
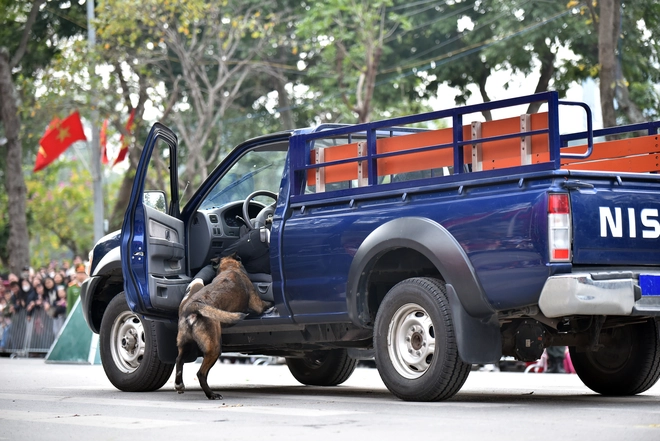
[297, 0, 414, 123]
[597, 0, 619, 128]
[26, 159, 102, 263]
[95, 0, 284, 230]
[561, 1, 660, 127]
[1, 0, 85, 274]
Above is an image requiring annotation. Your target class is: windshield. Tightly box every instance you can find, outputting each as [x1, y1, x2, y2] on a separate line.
[199, 147, 288, 210]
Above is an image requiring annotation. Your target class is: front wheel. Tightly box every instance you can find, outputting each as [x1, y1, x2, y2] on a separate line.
[99, 294, 174, 392]
[286, 349, 357, 386]
[569, 318, 660, 396]
[374, 277, 471, 401]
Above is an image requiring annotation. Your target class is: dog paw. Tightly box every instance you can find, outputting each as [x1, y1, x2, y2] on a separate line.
[175, 384, 185, 394]
[208, 393, 223, 400]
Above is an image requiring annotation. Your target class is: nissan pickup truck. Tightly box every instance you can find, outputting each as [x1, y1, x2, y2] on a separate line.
[81, 91, 660, 401]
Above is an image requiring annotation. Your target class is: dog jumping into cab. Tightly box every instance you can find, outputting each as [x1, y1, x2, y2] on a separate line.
[174, 254, 271, 400]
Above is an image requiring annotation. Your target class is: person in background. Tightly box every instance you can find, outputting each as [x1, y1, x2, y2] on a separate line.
[52, 285, 68, 336]
[27, 281, 47, 318]
[546, 346, 567, 373]
[53, 272, 66, 289]
[66, 256, 83, 279]
[66, 264, 87, 316]
[43, 277, 57, 307]
[19, 278, 38, 320]
[0, 280, 11, 349]
[19, 266, 31, 282]
[8, 280, 27, 315]
[61, 260, 72, 278]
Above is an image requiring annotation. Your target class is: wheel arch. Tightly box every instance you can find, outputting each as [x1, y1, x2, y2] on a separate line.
[85, 246, 125, 333]
[347, 217, 492, 326]
[347, 217, 501, 364]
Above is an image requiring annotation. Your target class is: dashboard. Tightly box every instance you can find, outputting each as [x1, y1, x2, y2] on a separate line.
[188, 200, 266, 271]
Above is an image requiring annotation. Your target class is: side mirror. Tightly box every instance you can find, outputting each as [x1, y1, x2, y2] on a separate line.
[144, 190, 167, 213]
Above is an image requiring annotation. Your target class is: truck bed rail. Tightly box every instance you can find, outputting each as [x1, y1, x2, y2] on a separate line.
[289, 91, 660, 199]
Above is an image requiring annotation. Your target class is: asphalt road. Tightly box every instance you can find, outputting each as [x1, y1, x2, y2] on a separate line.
[1, 357, 659, 441]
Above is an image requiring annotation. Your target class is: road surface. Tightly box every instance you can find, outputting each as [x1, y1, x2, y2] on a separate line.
[0, 357, 659, 441]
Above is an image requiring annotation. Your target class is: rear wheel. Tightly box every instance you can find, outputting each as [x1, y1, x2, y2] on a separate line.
[286, 349, 357, 386]
[99, 294, 174, 392]
[569, 318, 660, 396]
[374, 277, 470, 401]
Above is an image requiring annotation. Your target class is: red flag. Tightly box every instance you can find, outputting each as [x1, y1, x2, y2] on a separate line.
[34, 112, 87, 172]
[113, 109, 136, 166]
[100, 119, 109, 165]
[44, 117, 61, 136]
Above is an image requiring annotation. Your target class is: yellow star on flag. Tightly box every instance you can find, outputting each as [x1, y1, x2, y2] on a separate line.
[56, 126, 70, 143]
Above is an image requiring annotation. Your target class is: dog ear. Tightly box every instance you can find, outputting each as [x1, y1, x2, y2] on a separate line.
[230, 252, 241, 262]
[210, 256, 221, 265]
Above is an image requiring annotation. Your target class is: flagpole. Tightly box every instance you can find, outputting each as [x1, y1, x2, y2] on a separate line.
[87, 0, 104, 243]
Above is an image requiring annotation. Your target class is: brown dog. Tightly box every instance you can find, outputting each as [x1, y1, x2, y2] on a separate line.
[174, 255, 271, 399]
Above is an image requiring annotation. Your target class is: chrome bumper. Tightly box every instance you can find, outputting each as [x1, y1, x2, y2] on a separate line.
[538, 271, 660, 318]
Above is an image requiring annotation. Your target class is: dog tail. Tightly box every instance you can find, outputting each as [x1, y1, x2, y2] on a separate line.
[195, 305, 246, 325]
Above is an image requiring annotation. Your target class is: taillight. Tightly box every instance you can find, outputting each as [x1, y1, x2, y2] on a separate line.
[548, 193, 571, 262]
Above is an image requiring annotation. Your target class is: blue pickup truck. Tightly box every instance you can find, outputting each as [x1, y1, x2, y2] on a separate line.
[81, 91, 660, 401]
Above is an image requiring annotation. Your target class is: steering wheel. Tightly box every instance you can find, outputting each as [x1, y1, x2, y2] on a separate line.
[242, 190, 278, 231]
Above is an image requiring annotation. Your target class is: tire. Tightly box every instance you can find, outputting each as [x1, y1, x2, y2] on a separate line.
[286, 349, 357, 386]
[99, 294, 174, 392]
[374, 277, 471, 401]
[569, 318, 660, 396]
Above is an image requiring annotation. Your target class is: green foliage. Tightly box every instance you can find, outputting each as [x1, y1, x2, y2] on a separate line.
[0, 0, 86, 74]
[4, 0, 660, 273]
[296, 0, 430, 122]
[25, 159, 97, 264]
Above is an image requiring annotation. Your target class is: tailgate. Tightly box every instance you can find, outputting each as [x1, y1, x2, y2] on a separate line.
[569, 175, 660, 266]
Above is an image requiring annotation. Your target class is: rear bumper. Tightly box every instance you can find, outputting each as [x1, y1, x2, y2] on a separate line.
[539, 271, 660, 318]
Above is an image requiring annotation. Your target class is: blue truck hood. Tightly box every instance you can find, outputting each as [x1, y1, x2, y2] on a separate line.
[90, 230, 122, 275]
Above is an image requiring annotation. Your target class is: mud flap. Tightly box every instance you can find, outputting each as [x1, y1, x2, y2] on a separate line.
[155, 321, 186, 364]
[446, 283, 502, 364]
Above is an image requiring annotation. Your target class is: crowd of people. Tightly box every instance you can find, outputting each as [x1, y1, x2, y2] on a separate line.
[0, 257, 89, 351]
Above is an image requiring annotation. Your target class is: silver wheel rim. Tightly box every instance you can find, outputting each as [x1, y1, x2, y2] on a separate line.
[387, 303, 436, 379]
[110, 310, 145, 374]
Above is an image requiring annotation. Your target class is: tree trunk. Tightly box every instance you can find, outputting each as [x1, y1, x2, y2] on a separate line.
[275, 73, 294, 130]
[274, 47, 294, 131]
[0, 49, 30, 274]
[478, 74, 492, 122]
[598, 0, 618, 128]
[527, 49, 556, 115]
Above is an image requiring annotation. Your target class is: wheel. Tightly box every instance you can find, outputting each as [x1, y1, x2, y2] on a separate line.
[569, 318, 660, 396]
[374, 277, 471, 401]
[99, 294, 174, 392]
[286, 349, 357, 386]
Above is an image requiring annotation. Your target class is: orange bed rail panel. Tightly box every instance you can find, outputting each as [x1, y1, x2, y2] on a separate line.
[561, 134, 660, 173]
[306, 112, 551, 188]
[477, 113, 550, 170]
[376, 125, 472, 176]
